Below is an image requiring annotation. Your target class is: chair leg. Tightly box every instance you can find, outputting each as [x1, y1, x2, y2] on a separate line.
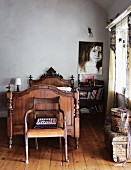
[35, 138, 38, 150]
[25, 136, 29, 164]
[59, 137, 62, 148]
[65, 136, 69, 162]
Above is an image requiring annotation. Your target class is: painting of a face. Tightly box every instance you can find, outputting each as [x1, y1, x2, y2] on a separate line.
[90, 46, 102, 62]
[78, 42, 103, 75]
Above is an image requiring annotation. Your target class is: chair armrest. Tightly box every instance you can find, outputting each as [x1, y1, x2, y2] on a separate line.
[59, 109, 66, 129]
[25, 109, 34, 134]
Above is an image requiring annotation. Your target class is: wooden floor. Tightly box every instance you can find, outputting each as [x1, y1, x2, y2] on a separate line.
[0, 115, 131, 170]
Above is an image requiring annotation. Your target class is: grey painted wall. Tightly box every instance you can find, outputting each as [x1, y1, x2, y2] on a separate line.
[0, 0, 109, 117]
[108, 0, 131, 19]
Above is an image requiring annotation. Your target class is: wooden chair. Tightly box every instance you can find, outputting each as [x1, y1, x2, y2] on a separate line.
[24, 96, 69, 164]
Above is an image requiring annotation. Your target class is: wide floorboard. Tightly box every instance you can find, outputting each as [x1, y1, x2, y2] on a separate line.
[0, 115, 131, 170]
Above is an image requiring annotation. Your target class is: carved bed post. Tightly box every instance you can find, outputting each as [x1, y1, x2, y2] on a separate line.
[29, 75, 33, 87]
[6, 84, 13, 149]
[74, 87, 80, 148]
[70, 75, 74, 89]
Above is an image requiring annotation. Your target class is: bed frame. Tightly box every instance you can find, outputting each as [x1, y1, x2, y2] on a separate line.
[7, 67, 80, 149]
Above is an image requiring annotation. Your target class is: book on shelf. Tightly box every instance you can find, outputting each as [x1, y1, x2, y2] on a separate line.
[95, 88, 104, 100]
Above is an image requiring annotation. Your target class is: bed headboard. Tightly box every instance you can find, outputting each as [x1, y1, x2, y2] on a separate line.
[29, 67, 74, 88]
[6, 67, 80, 149]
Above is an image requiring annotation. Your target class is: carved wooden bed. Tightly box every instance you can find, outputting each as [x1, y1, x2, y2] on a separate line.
[7, 67, 80, 149]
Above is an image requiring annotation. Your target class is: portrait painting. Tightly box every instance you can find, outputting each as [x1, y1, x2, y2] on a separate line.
[78, 42, 103, 75]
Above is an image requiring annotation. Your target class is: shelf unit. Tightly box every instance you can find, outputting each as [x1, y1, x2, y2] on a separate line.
[78, 76, 104, 115]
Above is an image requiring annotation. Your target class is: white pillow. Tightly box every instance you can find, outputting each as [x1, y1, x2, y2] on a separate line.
[57, 87, 72, 92]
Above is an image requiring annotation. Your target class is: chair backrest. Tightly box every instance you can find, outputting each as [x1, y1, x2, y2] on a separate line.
[33, 96, 60, 112]
[32, 96, 64, 129]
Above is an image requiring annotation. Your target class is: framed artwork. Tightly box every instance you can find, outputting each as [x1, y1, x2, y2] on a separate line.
[79, 74, 94, 86]
[78, 41, 103, 75]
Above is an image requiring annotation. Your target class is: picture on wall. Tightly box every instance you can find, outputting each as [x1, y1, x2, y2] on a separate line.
[78, 41, 103, 75]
